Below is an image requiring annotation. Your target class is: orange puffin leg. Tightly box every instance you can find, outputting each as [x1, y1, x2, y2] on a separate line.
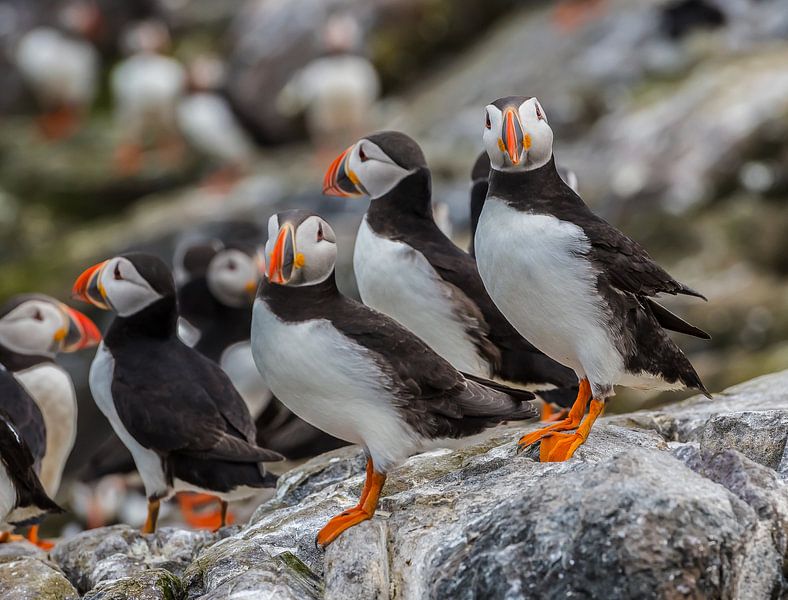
[540, 402, 569, 423]
[519, 379, 592, 449]
[0, 532, 26, 543]
[141, 498, 160, 534]
[37, 105, 79, 140]
[539, 398, 605, 462]
[25, 525, 54, 550]
[177, 493, 234, 530]
[316, 458, 385, 548]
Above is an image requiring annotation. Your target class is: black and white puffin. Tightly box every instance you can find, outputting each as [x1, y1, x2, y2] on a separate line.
[175, 237, 349, 459]
[0, 409, 62, 543]
[0, 294, 100, 545]
[474, 95, 710, 462]
[323, 132, 577, 413]
[73, 252, 283, 533]
[468, 151, 578, 258]
[251, 209, 538, 546]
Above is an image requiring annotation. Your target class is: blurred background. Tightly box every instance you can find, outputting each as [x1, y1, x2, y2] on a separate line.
[0, 0, 786, 532]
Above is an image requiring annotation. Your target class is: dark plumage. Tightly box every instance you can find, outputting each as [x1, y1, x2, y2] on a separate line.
[0, 410, 61, 526]
[0, 367, 46, 469]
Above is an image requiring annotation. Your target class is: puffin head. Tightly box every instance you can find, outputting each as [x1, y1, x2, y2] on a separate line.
[0, 294, 100, 356]
[73, 253, 175, 317]
[175, 239, 262, 308]
[483, 96, 553, 172]
[322, 131, 426, 200]
[265, 210, 337, 287]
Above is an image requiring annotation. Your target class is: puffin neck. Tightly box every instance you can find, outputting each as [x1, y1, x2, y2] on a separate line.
[0, 343, 53, 371]
[488, 156, 568, 206]
[366, 167, 432, 231]
[260, 271, 342, 322]
[105, 295, 178, 345]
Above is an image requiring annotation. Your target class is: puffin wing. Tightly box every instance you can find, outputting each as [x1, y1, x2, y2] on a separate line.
[0, 369, 46, 465]
[333, 298, 535, 423]
[111, 353, 283, 463]
[576, 210, 706, 300]
[0, 410, 61, 517]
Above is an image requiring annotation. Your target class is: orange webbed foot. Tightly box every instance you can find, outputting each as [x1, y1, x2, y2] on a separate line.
[0, 532, 27, 543]
[316, 507, 373, 548]
[539, 431, 586, 462]
[26, 525, 54, 550]
[541, 403, 569, 423]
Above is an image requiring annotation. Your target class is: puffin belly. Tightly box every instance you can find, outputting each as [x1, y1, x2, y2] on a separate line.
[252, 300, 418, 471]
[15, 364, 77, 497]
[475, 199, 624, 387]
[354, 218, 490, 376]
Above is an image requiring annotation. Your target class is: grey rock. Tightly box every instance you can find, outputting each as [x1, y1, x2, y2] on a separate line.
[0, 554, 79, 600]
[51, 524, 215, 594]
[83, 568, 185, 600]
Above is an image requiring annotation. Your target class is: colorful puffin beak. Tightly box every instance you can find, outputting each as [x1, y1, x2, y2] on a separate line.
[322, 146, 366, 197]
[267, 224, 296, 285]
[72, 261, 111, 310]
[502, 108, 525, 165]
[59, 305, 102, 352]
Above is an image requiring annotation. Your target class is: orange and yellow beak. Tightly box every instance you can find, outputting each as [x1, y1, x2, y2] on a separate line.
[72, 260, 111, 310]
[502, 108, 526, 166]
[267, 224, 296, 285]
[322, 146, 366, 197]
[59, 305, 102, 352]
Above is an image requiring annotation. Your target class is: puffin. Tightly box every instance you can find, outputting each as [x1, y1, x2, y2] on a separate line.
[15, 16, 99, 139]
[468, 151, 578, 258]
[0, 409, 62, 543]
[323, 132, 578, 415]
[251, 209, 538, 546]
[474, 95, 710, 462]
[73, 252, 283, 532]
[175, 237, 349, 459]
[176, 55, 255, 190]
[110, 20, 186, 174]
[0, 294, 100, 546]
[276, 14, 380, 152]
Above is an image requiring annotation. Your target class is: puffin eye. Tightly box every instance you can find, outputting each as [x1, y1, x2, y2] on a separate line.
[485, 112, 491, 129]
[226, 260, 237, 271]
[317, 222, 324, 242]
[114, 263, 122, 280]
[32, 310, 43, 322]
[358, 146, 368, 162]
[535, 103, 544, 121]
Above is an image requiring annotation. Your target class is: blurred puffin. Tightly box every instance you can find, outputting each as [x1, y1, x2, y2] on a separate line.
[252, 210, 538, 546]
[175, 236, 349, 460]
[73, 252, 283, 532]
[468, 151, 577, 258]
[15, 2, 100, 139]
[176, 55, 255, 191]
[324, 132, 578, 417]
[0, 409, 62, 544]
[475, 95, 710, 462]
[276, 13, 380, 153]
[0, 294, 100, 546]
[111, 20, 186, 174]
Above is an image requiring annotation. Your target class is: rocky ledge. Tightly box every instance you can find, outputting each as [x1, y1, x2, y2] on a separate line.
[5, 370, 787, 599]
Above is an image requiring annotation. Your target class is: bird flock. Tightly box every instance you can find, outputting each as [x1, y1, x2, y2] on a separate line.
[0, 95, 710, 551]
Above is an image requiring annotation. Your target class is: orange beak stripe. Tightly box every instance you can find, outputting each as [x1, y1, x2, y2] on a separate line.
[504, 109, 522, 165]
[267, 227, 288, 284]
[72, 260, 110, 310]
[64, 306, 102, 350]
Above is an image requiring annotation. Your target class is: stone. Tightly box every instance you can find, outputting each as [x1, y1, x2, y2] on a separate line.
[51, 524, 215, 594]
[0, 554, 79, 600]
[83, 568, 185, 600]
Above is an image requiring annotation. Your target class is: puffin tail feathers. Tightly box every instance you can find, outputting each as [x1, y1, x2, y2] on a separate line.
[647, 299, 710, 339]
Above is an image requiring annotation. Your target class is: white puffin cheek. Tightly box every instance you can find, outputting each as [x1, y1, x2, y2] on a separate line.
[483, 109, 506, 170]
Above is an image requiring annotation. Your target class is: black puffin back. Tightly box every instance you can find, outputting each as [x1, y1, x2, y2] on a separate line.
[0, 367, 46, 467]
[0, 409, 60, 524]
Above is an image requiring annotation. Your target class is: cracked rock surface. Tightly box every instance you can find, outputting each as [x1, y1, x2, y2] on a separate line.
[1, 370, 784, 598]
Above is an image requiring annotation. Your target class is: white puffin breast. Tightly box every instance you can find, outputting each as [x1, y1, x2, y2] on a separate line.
[354, 216, 491, 377]
[474, 197, 624, 388]
[251, 298, 418, 472]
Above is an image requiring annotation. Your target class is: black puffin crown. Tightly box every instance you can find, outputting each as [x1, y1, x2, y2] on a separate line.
[364, 131, 427, 171]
